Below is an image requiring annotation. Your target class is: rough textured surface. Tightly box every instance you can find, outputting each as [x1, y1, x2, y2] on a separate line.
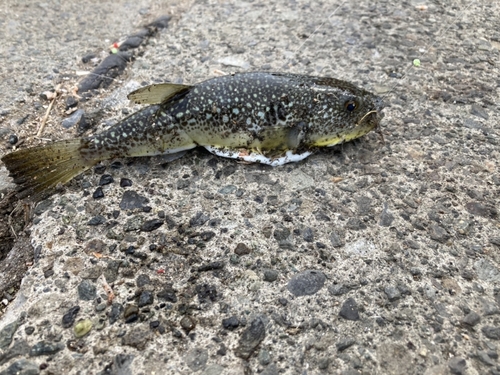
[1, 0, 500, 375]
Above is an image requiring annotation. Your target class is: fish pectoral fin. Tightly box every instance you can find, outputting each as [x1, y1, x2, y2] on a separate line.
[287, 121, 307, 149]
[128, 83, 192, 105]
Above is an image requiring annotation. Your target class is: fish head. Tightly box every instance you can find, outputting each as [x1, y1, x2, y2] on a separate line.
[304, 78, 384, 148]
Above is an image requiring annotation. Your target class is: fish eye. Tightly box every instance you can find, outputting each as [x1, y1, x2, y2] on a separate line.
[344, 100, 357, 112]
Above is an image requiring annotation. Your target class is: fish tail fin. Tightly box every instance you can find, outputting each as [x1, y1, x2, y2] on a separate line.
[1, 139, 98, 201]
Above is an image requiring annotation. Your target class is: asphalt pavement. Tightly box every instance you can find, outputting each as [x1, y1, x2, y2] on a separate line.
[0, 1, 499, 374]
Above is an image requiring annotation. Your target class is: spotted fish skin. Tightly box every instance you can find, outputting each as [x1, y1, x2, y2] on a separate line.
[1, 72, 383, 200]
[84, 72, 383, 160]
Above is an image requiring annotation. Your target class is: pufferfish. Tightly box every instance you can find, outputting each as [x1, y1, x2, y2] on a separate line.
[1, 72, 384, 200]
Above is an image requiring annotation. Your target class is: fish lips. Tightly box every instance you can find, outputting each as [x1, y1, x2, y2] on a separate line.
[359, 107, 383, 130]
[364, 97, 384, 127]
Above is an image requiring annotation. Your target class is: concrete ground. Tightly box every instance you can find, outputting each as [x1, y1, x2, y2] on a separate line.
[0, 0, 499, 374]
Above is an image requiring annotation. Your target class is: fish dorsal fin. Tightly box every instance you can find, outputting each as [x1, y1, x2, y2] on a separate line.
[127, 83, 192, 105]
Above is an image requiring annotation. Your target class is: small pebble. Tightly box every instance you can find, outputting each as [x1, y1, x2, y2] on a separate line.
[222, 316, 240, 330]
[234, 316, 266, 359]
[234, 243, 251, 255]
[448, 356, 466, 374]
[287, 270, 326, 296]
[339, 298, 360, 321]
[278, 297, 288, 306]
[136, 274, 151, 287]
[109, 303, 124, 325]
[180, 316, 196, 332]
[140, 219, 163, 232]
[93, 187, 104, 199]
[157, 286, 177, 303]
[74, 319, 93, 338]
[65, 96, 78, 109]
[482, 326, 500, 340]
[99, 174, 114, 186]
[8, 134, 18, 145]
[120, 178, 133, 187]
[87, 215, 106, 226]
[62, 306, 80, 328]
[138, 291, 154, 307]
[29, 341, 64, 356]
[263, 269, 278, 282]
[0, 320, 18, 350]
[258, 349, 271, 366]
[336, 337, 356, 352]
[302, 228, 314, 242]
[110, 161, 123, 169]
[120, 190, 149, 210]
[78, 280, 96, 301]
[384, 286, 401, 301]
[62, 109, 86, 129]
[121, 326, 151, 351]
[190, 212, 210, 227]
[94, 164, 106, 174]
[123, 304, 139, 323]
[462, 311, 480, 327]
[379, 203, 395, 227]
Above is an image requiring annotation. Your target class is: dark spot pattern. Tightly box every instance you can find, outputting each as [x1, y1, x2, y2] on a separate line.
[80, 73, 383, 162]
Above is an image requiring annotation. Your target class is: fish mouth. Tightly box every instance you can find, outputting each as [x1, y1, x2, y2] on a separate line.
[356, 110, 379, 128]
[357, 97, 384, 130]
[355, 109, 383, 136]
[366, 98, 385, 142]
